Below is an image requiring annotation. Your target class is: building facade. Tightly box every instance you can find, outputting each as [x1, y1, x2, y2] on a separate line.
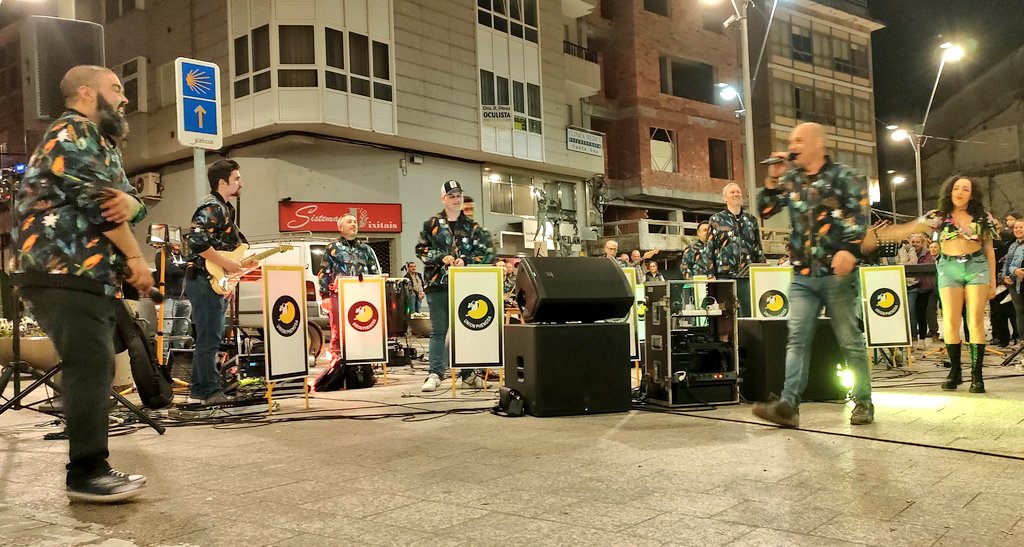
[20, 0, 608, 271]
[917, 45, 1024, 217]
[749, 0, 883, 232]
[585, 0, 745, 255]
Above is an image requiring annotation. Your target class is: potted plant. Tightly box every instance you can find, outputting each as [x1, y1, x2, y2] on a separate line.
[0, 316, 59, 372]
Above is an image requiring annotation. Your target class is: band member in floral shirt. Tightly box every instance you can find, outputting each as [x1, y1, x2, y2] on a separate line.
[415, 180, 494, 391]
[751, 122, 874, 428]
[704, 182, 766, 315]
[317, 213, 381, 357]
[15, 65, 152, 503]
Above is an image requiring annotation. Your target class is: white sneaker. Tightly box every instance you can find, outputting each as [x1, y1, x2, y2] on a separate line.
[421, 373, 442, 392]
[460, 373, 485, 389]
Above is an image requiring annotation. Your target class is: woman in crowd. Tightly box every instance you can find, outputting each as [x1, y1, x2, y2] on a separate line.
[870, 175, 998, 393]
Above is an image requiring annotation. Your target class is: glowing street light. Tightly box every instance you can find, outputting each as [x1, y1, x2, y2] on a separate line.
[890, 174, 906, 220]
[889, 42, 965, 216]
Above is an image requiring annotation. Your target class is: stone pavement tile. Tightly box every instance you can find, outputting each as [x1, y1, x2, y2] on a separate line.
[298, 488, 421, 517]
[397, 478, 496, 508]
[202, 472, 306, 495]
[931, 528, 1019, 546]
[156, 521, 301, 547]
[724, 527, 870, 546]
[1, 523, 101, 547]
[265, 532, 372, 547]
[635, 489, 743, 518]
[705, 479, 821, 505]
[433, 512, 575, 545]
[539, 499, 665, 532]
[0, 512, 49, 535]
[64, 502, 220, 544]
[892, 500, 1020, 538]
[626, 512, 755, 546]
[811, 514, 948, 546]
[713, 499, 839, 534]
[798, 488, 914, 520]
[365, 500, 490, 532]
[529, 525, 664, 547]
[465, 490, 583, 519]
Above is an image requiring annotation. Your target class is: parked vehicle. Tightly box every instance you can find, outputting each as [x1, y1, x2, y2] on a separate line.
[237, 236, 332, 358]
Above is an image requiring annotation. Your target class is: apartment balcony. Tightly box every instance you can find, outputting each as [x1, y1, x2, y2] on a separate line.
[562, 41, 601, 99]
[598, 219, 687, 252]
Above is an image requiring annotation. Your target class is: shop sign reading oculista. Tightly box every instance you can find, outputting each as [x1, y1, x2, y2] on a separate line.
[278, 202, 402, 233]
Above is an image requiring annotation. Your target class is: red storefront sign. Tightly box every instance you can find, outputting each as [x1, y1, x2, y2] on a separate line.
[278, 202, 403, 233]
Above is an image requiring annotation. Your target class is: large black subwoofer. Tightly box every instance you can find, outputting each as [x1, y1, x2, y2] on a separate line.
[738, 318, 849, 402]
[504, 323, 631, 417]
[513, 257, 632, 323]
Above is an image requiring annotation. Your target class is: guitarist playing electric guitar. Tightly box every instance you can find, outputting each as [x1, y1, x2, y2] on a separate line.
[183, 159, 246, 405]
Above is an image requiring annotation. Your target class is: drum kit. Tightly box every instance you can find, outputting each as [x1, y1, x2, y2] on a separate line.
[385, 278, 424, 367]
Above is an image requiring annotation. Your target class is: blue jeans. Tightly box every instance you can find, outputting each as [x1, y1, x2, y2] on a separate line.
[905, 288, 918, 341]
[162, 297, 192, 361]
[425, 290, 472, 380]
[185, 277, 227, 399]
[782, 274, 872, 407]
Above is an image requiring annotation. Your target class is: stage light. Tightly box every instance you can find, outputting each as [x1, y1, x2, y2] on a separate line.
[14, 163, 26, 174]
[836, 365, 854, 389]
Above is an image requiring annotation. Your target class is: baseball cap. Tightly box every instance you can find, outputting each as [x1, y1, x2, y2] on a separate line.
[441, 180, 463, 196]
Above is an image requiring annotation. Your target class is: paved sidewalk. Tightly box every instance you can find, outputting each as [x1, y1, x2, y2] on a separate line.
[2, 345, 1024, 546]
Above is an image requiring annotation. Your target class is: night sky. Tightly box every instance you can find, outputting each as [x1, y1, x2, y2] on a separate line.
[867, 0, 1024, 192]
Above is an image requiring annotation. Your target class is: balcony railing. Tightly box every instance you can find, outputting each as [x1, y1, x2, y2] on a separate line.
[563, 41, 598, 64]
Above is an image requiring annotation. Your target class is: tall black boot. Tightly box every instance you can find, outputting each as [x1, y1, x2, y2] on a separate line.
[941, 343, 962, 390]
[969, 343, 986, 393]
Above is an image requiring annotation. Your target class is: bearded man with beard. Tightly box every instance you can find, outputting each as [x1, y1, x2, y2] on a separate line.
[14, 65, 152, 503]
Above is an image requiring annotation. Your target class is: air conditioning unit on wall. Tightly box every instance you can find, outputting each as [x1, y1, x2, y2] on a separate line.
[133, 172, 163, 200]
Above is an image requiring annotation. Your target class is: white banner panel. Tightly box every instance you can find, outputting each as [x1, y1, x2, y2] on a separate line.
[749, 266, 794, 320]
[449, 266, 504, 368]
[623, 267, 640, 360]
[337, 276, 388, 364]
[860, 265, 912, 348]
[262, 266, 309, 381]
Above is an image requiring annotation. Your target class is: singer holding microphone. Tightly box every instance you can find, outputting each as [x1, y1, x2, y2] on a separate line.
[750, 122, 875, 428]
[415, 180, 494, 392]
[13, 66, 153, 502]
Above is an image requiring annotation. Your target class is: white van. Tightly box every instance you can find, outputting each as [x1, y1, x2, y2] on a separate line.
[237, 236, 332, 357]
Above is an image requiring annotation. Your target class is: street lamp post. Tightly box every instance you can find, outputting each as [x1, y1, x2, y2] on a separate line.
[889, 42, 964, 217]
[890, 174, 906, 221]
[705, 0, 757, 214]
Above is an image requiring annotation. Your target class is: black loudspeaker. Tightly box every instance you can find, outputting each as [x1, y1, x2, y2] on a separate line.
[167, 348, 194, 383]
[20, 16, 106, 120]
[513, 257, 632, 323]
[738, 318, 848, 402]
[504, 323, 631, 417]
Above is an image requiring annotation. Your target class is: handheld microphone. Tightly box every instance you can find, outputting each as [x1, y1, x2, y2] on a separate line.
[147, 288, 165, 304]
[759, 152, 798, 165]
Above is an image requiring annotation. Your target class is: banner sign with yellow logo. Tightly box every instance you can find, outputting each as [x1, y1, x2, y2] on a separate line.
[449, 266, 503, 369]
[337, 275, 388, 364]
[859, 265, 911, 347]
[262, 265, 309, 380]
[749, 266, 794, 320]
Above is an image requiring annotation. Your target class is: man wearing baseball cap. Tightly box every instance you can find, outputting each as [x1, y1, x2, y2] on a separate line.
[415, 180, 495, 391]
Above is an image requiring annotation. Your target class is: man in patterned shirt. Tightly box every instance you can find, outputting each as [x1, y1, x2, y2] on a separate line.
[184, 159, 245, 405]
[704, 182, 766, 316]
[751, 122, 874, 428]
[317, 213, 381, 358]
[415, 180, 494, 391]
[680, 222, 710, 279]
[15, 65, 152, 503]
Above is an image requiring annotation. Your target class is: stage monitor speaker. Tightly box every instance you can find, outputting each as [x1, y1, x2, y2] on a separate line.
[738, 318, 848, 402]
[504, 323, 631, 417]
[513, 257, 632, 323]
[20, 16, 106, 120]
[167, 348, 194, 383]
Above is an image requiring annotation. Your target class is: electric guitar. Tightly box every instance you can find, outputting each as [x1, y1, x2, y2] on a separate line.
[205, 244, 294, 295]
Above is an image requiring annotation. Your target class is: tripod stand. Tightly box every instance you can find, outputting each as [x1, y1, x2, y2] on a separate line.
[0, 285, 165, 435]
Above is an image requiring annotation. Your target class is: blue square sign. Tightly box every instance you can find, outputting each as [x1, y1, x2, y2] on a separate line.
[180, 62, 217, 101]
[182, 97, 217, 135]
[175, 57, 222, 149]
